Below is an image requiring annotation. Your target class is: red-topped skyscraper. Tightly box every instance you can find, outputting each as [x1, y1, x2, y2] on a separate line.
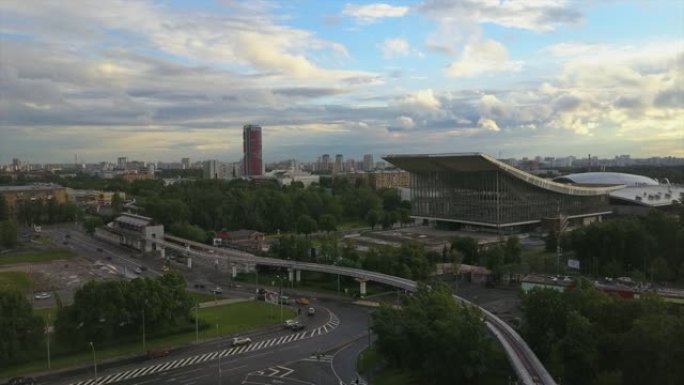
[243, 124, 263, 177]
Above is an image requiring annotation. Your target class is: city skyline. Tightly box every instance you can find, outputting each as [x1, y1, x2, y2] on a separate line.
[1, 1, 683, 163]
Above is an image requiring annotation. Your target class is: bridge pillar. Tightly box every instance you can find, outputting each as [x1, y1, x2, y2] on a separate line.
[187, 257, 192, 269]
[288, 268, 294, 282]
[356, 278, 368, 297]
[295, 269, 301, 283]
[231, 263, 237, 278]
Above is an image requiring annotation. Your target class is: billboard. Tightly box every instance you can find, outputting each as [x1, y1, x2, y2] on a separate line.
[567, 259, 580, 269]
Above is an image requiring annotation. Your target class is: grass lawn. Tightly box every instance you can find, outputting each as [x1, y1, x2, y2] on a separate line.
[1, 300, 295, 378]
[0, 271, 32, 293]
[0, 249, 75, 266]
[33, 307, 59, 322]
[187, 290, 218, 303]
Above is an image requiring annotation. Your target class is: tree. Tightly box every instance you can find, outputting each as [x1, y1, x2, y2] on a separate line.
[295, 215, 317, 236]
[82, 216, 104, 235]
[0, 220, 19, 248]
[0, 290, 44, 364]
[503, 236, 522, 264]
[560, 311, 598, 385]
[397, 208, 412, 227]
[450, 237, 480, 265]
[372, 284, 492, 384]
[365, 209, 381, 230]
[319, 214, 337, 233]
[520, 288, 568, 363]
[111, 192, 123, 214]
[0, 194, 9, 221]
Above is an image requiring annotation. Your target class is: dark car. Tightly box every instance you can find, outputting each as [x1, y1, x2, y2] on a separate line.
[290, 322, 305, 331]
[96, 247, 103, 252]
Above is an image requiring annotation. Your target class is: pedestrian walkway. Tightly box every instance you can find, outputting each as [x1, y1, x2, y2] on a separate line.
[68, 312, 340, 385]
[198, 297, 252, 308]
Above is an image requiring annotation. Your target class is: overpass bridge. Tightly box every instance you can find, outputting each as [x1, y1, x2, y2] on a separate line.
[148, 233, 555, 385]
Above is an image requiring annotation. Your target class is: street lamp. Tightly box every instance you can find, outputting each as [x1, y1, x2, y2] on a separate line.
[216, 323, 222, 385]
[45, 314, 51, 369]
[276, 275, 283, 322]
[142, 299, 148, 352]
[195, 302, 199, 343]
[89, 341, 98, 383]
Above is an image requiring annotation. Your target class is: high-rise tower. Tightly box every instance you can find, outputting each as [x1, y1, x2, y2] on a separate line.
[243, 124, 263, 177]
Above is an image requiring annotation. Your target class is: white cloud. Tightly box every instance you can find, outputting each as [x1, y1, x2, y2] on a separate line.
[380, 38, 410, 58]
[342, 3, 409, 23]
[445, 39, 522, 77]
[396, 116, 415, 129]
[396, 89, 442, 113]
[477, 117, 500, 132]
[418, 0, 582, 32]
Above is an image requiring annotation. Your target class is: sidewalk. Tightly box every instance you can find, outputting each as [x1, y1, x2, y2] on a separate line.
[199, 297, 253, 308]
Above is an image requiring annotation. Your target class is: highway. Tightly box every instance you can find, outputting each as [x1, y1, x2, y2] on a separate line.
[152, 232, 557, 385]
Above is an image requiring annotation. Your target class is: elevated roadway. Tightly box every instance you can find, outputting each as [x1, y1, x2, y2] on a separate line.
[151, 233, 556, 385]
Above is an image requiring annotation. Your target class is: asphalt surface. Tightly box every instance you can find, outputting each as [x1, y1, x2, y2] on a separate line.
[42, 300, 371, 385]
[18, 228, 373, 385]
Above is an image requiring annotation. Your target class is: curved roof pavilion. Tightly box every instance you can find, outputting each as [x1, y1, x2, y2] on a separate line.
[383, 153, 616, 229]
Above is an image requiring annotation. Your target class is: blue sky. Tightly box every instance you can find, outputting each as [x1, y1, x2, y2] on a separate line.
[0, 0, 682, 164]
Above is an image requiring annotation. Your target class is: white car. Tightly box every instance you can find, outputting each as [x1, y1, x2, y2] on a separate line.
[34, 292, 51, 300]
[284, 319, 297, 328]
[232, 337, 252, 346]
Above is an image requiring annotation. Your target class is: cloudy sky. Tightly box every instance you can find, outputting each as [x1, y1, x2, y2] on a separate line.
[1, 0, 682, 164]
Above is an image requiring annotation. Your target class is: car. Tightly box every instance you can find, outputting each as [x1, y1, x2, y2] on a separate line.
[232, 336, 252, 346]
[307, 307, 316, 316]
[295, 297, 310, 305]
[279, 295, 291, 305]
[106, 255, 112, 260]
[7, 377, 36, 385]
[96, 247, 103, 252]
[290, 322, 305, 331]
[211, 287, 223, 294]
[34, 292, 51, 300]
[134, 267, 142, 274]
[62, 241, 68, 245]
[64, 234, 71, 239]
[140, 266, 148, 271]
[284, 319, 297, 329]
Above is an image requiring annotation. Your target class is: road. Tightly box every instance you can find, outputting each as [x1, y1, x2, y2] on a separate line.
[43, 300, 371, 385]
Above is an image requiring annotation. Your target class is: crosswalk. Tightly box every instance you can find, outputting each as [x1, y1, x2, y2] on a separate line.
[69, 312, 340, 385]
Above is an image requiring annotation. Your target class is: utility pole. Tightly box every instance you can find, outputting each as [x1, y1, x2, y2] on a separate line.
[89, 342, 98, 383]
[195, 302, 199, 343]
[46, 314, 51, 369]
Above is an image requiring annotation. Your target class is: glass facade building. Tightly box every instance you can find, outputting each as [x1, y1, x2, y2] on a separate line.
[385, 153, 617, 231]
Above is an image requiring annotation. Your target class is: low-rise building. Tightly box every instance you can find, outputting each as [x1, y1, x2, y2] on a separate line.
[0, 184, 67, 216]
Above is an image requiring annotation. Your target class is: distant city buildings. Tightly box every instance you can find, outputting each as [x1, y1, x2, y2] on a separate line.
[243, 124, 263, 177]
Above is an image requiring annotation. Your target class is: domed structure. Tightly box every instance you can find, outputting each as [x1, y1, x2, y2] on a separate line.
[553, 172, 659, 187]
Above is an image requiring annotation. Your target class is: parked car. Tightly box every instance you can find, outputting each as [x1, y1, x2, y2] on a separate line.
[34, 292, 51, 300]
[307, 307, 316, 316]
[232, 336, 252, 346]
[295, 297, 310, 305]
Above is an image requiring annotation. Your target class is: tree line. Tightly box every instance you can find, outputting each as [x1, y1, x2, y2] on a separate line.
[0, 272, 198, 366]
[521, 283, 684, 385]
[139, 178, 410, 240]
[554, 209, 684, 281]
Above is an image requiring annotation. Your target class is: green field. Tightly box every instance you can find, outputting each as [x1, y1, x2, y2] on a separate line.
[0, 271, 32, 293]
[1, 300, 294, 378]
[0, 249, 75, 266]
[187, 290, 219, 303]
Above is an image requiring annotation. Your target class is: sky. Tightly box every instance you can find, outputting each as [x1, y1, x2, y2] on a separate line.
[0, 0, 682, 164]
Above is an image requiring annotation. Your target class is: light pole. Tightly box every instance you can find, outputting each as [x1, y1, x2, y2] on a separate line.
[45, 314, 51, 369]
[89, 341, 97, 383]
[195, 302, 199, 343]
[216, 323, 222, 385]
[276, 275, 283, 322]
[142, 299, 148, 352]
